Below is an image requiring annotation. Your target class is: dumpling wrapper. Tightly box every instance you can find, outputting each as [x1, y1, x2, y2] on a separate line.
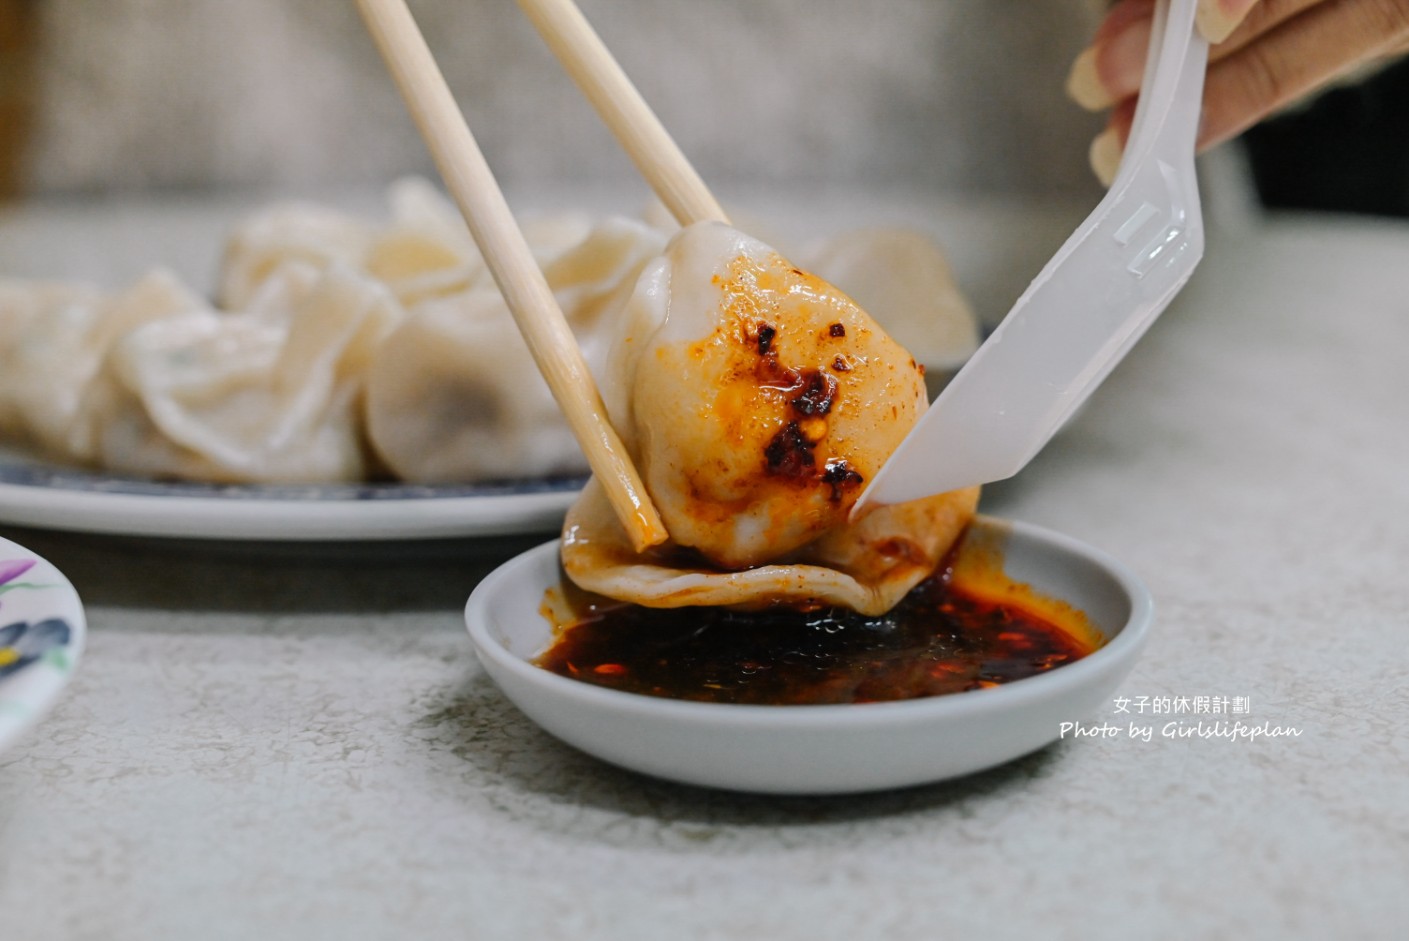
[563, 478, 978, 616]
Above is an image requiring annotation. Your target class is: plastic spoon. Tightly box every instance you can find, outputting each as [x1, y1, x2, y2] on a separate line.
[854, 0, 1209, 512]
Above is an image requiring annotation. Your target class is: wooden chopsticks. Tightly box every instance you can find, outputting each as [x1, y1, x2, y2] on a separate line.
[355, 0, 668, 552]
[515, 0, 728, 228]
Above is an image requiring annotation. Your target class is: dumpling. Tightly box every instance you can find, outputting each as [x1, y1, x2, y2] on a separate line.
[3, 270, 203, 460]
[76, 264, 402, 483]
[363, 290, 589, 482]
[562, 221, 979, 615]
[0, 279, 104, 438]
[599, 221, 931, 568]
[364, 215, 668, 483]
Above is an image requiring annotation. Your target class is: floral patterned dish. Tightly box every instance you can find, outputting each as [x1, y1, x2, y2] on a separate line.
[0, 535, 87, 755]
[0, 444, 584, 541]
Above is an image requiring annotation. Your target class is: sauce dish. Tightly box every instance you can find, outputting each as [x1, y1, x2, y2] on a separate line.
[465, 515, 1152, 794]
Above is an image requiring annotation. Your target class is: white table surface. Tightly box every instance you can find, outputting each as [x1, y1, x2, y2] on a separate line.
[0, 194, 1405, 940]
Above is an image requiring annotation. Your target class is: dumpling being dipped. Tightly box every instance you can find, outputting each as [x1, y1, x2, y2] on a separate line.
[564, 222, 979, 616]
[604, 222, 932, 566]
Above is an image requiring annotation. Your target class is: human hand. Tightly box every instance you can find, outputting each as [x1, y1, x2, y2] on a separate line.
[1067, 0, 1409, 183]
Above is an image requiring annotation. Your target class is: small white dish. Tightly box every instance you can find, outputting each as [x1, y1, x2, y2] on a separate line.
[0, 535, 87, 756]
[466, 516, 1153, 794]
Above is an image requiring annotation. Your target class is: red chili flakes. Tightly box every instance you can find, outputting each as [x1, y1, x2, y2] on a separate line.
[829, 323, 846, 338]
[764, 422, 817, 479]
[756, 322, 777, 356]
[821, 459, 864, 501]
[790, 370, 837, 417]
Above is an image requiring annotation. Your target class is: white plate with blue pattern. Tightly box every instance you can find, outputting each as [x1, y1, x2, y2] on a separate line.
[0, 534, 86, 756]
[0, 444, 584, 541]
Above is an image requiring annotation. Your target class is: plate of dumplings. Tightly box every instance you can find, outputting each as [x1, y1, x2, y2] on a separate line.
[0, 179, 979, 541]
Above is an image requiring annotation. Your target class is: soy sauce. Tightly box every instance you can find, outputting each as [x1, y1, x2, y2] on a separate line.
[535, 573, 1095, 706]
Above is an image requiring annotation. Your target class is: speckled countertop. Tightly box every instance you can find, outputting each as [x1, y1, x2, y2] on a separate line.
[0, 196, 1405, 940]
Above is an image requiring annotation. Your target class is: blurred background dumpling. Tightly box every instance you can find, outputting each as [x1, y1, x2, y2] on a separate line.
[364, 291, 584, 483]
[364, 212, 668, 482]
[79, 264, 402, 483]
[3, 269, 203, 460]
[0, 279, 103, 437]
[219, 203, 376, 311]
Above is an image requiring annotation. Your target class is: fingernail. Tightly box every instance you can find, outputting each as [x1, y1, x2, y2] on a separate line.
[1197, 0, 1258, 44]
[1066, 47, 1112, 111]
[1090, 128, 1124, 187]
[1066, 17, 1154, 112]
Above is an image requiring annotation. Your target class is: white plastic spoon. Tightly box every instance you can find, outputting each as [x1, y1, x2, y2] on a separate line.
[854, 0, 1209, 512]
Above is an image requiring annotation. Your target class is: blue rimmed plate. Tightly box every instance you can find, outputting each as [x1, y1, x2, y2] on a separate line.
[0, 445, 584, 541]
[0, 534, 86, 756]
